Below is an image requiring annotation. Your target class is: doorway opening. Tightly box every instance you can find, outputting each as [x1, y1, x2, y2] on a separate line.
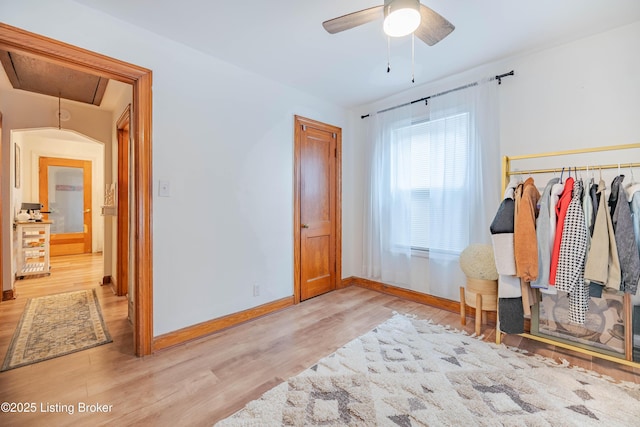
[0, 23, 154, 356]
[10, 128, 104, 302]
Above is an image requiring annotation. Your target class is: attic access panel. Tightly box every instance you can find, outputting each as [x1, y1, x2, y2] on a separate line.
[0, 50, 108, 106]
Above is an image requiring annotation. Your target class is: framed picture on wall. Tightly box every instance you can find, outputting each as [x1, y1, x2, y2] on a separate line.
[14, 144, 20, 189]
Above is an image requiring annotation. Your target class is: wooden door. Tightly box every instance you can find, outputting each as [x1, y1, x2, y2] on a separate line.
[39, 157, 92, 256]
[295, 116, 342, 301]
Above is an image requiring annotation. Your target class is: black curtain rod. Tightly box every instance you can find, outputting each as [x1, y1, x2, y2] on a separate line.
[360, 70, 514, 119]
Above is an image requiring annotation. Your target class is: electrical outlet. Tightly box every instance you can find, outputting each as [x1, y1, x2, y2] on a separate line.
[253, 284, 260, 297]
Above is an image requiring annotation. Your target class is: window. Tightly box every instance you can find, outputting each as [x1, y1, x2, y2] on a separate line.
[405, 113, 470, 253]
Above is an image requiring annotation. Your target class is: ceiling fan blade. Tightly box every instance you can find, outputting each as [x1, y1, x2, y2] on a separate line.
[322, 6, 384, 34]
[414, 4, 455, 46]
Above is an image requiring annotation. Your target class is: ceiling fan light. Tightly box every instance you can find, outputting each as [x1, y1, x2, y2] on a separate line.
[383, 0, 421, 37]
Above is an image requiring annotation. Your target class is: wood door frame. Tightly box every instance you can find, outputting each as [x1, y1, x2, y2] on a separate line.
[38, 156, 93, 255]
[0, 112, 3, 300]
[115, 105, 131, 297]
[0, 23, 154, 356]
[293, 115, 342, 304]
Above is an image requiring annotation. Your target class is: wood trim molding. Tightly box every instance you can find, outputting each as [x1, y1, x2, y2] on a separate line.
[0, 24, 149, 84]
[133, 71, 154, 356]
[109, 277, 118, 295]
[0, 23, 154, 356]
[335, 127, 343, 290]
[115, 104, 131, 298]
[293, 120, 301, 304]
[340, 276, 356, 287]
[153, 296, 295, 351]
[0, 111, 3, 297]
[2, 289, 15, 301]
[348, 276, 498, 325]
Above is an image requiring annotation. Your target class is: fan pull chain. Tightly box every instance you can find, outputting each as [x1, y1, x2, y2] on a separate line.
[387, 36, 391, 73]
[411, 34, 415, 83]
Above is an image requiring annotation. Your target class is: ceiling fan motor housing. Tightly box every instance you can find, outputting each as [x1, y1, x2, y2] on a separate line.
[383, 0, 421, 37]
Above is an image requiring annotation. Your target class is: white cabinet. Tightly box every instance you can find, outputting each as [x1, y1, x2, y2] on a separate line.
[15, 222, 51, 279]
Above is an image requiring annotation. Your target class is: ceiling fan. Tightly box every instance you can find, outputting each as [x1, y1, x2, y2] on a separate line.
[322, 0, 454, 46]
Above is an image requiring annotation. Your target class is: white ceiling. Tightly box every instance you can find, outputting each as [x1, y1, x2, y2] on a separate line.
[73, 0, 640, 108]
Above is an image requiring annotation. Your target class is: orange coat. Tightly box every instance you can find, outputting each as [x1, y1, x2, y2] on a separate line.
[514, 178, 541, 281]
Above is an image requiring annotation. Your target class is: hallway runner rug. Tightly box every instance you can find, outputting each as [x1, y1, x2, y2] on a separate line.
[1, 289, 112, 371]
[216, 313, 640, 426]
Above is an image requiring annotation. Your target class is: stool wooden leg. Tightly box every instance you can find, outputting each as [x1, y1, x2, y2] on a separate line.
[475, 293, 482, 336]
[459, 287, 466, 326]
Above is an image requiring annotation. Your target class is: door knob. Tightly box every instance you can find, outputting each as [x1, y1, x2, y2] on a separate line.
[301, 224, 309, 228]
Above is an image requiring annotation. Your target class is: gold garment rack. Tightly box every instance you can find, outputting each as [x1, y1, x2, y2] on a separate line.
[498, 142, 640, 369]
[501, 143, 640, 192]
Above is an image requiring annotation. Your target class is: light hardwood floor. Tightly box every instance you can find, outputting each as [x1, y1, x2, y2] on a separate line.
[0, 253, 638, 426]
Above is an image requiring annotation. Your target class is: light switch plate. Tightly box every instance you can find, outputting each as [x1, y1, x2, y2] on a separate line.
[158, 180, 170, 197]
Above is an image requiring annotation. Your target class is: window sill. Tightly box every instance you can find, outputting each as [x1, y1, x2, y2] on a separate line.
[411, 248, 429, 258]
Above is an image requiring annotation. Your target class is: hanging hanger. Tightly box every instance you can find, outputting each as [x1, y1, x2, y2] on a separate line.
[559, 167, 565, 183]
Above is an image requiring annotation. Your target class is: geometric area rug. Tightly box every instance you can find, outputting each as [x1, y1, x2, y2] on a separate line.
[216, 313, 640, 426]
[1, 289, 112, 371]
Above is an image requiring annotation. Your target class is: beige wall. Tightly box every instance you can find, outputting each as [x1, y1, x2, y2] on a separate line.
[0, 88, 113, 291]
[106, 88, 133, 297]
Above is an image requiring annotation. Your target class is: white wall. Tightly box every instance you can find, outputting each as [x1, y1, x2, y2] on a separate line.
[1, 0, 351, 335]
[347, 20, 640, 301]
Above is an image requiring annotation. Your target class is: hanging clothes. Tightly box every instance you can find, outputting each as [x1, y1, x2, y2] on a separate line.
[589, 181, 599, 236]
[555, 180, 589, 324]
[626, 180, 640, 256]
[585, 176, 601, 298]
[490, 178, 524, 334]
[542, 177, 565, 295]
[610, 175, 640, 295]
[531, 177, 560, 290]
[609, 175, 622, 216]
[514, 177, 541, 281]
[490, 178, 518, 282]
[582, 176, 594, 250]
[550, 176, 575, 285]
[584, 179, 621, 292]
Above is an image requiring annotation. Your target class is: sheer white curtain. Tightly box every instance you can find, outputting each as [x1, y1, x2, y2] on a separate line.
[426, 80, 501, 298]
[362, 103, 414, 285]
[362, 79, 500, 298]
